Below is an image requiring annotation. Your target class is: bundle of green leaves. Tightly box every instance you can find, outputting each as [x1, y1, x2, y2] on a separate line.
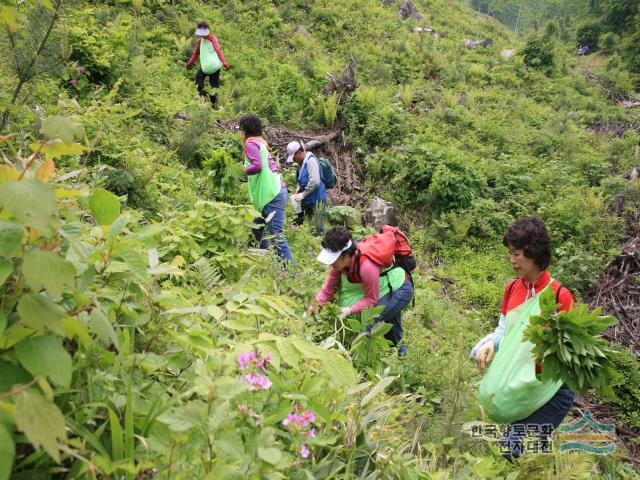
[523, 288, 619, 398]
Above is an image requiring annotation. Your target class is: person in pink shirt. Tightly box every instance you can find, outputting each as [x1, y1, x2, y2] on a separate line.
[186, 21, 230, 108]
[309, 227, 413, 354]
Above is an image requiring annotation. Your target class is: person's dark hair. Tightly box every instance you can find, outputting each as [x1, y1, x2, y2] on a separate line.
[503, 216, 552, 269]
[197, 21, 209, 29]
[239, 115, 262, 137]
[322, 227, 356, 256]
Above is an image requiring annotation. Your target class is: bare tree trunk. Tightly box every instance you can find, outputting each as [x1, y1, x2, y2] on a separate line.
[514, 2, 523, 33]
[1, 0, 63, 132]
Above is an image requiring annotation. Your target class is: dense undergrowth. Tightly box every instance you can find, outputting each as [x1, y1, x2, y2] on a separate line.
[1, 0, 640, 478]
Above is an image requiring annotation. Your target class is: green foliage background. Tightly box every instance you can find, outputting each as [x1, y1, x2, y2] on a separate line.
[0, 0, 639, 478]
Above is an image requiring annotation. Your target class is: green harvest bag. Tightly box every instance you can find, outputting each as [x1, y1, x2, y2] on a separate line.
[479, 286, 563, 424]
[200, 38, 223, 74]
[337, 267, 406, 309]
[244, 142, 281, 213]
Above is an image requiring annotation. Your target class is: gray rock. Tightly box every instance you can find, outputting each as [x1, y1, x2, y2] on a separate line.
[500, 49, 516, 60]
[294, 25, 312, 39]
[363, 197, 397, 229]
[398, 0, 423, 21]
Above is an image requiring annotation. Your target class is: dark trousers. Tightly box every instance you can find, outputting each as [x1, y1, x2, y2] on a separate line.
[294, 201, 326, 236]
[376, 279, 413, 345]
[500, 384, 574, 459]
[195, 68, 220, 107]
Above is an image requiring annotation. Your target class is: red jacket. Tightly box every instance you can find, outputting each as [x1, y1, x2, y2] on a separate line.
[186, 34, 229, 69]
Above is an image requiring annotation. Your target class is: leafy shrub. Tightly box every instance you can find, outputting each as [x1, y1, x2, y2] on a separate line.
[429, 161, 486, 212]
[326, 206, 359, 227]
[522, 35, 555, 71]
[576, 23, 601, 50]
[600, 346, 640, 431]
[202, 148, 245, 202]
[346, 86, 407, 151]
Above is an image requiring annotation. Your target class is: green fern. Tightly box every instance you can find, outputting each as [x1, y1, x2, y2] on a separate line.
[193, 257, 223, 291]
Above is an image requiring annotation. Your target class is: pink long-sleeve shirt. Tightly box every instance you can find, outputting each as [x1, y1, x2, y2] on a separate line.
[315, 255, 381, 313]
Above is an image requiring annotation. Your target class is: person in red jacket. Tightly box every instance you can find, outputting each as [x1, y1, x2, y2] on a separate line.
[186, 21, 229, 108]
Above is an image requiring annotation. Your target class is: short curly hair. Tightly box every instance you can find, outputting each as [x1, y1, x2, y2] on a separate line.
[322, 227, 356, 256]
[503, 216, 552, 270]
[239, 114, 262, 137]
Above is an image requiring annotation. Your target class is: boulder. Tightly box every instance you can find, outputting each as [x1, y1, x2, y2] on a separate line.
[398, 0, 423, 21]
[464, 38, 493, 49]
[363, 197, 397, 229]
[500, 49, 516, 60]
[294, 25, 312, 40]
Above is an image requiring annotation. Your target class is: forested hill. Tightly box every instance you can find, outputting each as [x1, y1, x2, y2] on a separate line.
[1, 0, 640, 478]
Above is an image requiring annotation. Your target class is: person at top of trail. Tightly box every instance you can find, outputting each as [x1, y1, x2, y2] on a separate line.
[471, 216, 575, 460]
[239, 114, 295, 267]
[308, 226, 414, 355]
[286, 140, 327, 235]
[186, 21, 229, 108]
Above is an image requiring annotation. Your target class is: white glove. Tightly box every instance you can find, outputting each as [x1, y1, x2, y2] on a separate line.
[339, 307, 352, 320]
[291, 193, 304, 203]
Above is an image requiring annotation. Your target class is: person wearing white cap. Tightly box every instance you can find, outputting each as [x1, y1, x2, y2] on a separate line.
[286, 141, 326, 235]
[186, 21, 230, 108]
[310, 227, 413, 354]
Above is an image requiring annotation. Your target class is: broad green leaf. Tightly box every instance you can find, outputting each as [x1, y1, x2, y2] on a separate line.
[275, 338, 301, 366]
[0, 221, 23, 258]
[0, 422, 14, 480]
[89, 188, 120, 226]
[89, 309, 119, 348]
[107, 215, 129, 241]
[0, 180, 60, 235]
[15, 391, 66, 462]
[215, 431, 245, 461]
[320, 351, 358, 386]
[0, 361, 32, 393]
[257, 446, 282, 465]
[221, 319, 256, 332]
[40, 116, 83, 143]
[30, 141, 87, 159]
[361, 376, 396, 407]
[0, 5, 18, 31]
[205, 304, 224, 321]
[22, 250, 75, 300]
[16, 293, 66, 335]
[115, 246, 148, 282]
[0, 311, 6, 335]
[0, 165, 19, 184]
[15, 335, 72, 388]
[0, 261, 12, 287]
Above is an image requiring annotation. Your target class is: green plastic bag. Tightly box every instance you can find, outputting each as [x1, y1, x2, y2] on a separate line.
[337, 267, 406, 308]
[200, 38, 223, 74]
[479, 286, 563, 424]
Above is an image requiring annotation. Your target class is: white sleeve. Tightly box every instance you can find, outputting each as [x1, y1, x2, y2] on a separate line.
[470, 313, 506, 358]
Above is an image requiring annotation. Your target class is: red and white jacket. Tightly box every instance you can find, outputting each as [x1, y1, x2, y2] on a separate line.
[471, 270, 575, 358]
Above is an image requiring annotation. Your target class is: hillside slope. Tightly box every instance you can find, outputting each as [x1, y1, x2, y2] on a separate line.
[1, 0, 639, 478]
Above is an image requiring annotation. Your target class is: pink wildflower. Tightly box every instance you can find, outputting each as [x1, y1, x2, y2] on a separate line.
[238, 351, 271, 370]
[302, 428, 316, 439]
[282, 413, 301, 427]
[238, 352, 257, 370]
[282, 406, 316, 429]
[300, 443, 310, 458]
[243, 373, 272, 391]
[300, 410, 315, 427]
[69, 79, 77, 85]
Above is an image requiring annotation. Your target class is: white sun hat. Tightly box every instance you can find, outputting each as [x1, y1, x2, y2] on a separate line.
[316, 240, 353, 265]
